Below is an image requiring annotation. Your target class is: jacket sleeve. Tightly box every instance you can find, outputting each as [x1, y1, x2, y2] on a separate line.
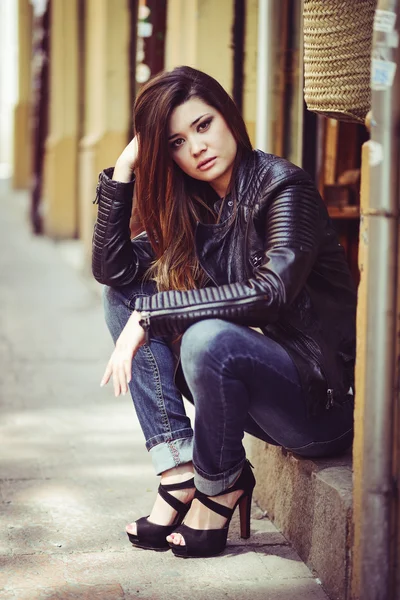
[134, 177, 321, 337]
[92, 168, 154, 286]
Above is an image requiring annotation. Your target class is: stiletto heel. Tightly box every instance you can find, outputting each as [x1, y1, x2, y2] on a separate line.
[169, 460, 256, 558]
[238, 492, 252, 539]
[127, 477, 195, 551]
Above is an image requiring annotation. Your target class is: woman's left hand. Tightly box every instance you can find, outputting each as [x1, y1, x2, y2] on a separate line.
[100, 310, 145, 397]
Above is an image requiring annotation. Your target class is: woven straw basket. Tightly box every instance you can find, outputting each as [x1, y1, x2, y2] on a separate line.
[303, 0, 377, 124]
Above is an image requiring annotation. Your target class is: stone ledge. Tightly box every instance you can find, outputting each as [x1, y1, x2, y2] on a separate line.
[245, 437, 352, 600]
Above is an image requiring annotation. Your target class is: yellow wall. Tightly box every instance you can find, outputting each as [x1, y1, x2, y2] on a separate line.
[42, 0, 79, 238]
[350, 141, 370, 599]
[196, 0, 233, 94]
[165, 0, 198, 69]
[13, 0, 32, 189]
[83, 0, 130, 141]
[243, 0, 258, 146]
[78, 0, 131, 263]
[165, 0, 233, 100]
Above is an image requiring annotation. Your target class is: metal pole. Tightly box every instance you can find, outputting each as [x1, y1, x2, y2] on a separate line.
[232, 0, 245, 114]
[255, 0, 273, 152]
[295, 0, 304, 167]
[360, 1, 400, 598]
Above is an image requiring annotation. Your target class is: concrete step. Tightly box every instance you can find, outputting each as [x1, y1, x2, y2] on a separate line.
[245, 438, 353, 600]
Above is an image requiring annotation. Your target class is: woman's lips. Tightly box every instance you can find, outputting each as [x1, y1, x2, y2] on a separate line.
[197, 157, 217, 171]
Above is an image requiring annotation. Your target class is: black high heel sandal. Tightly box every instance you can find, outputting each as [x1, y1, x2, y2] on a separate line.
[127, 477, 195, 551]
[168, 460, 256, 558]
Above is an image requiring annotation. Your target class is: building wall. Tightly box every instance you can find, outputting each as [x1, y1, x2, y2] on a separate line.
[8, 0, 32, 188]
[243, 0, 258, 146]
[0, 0, 19, 176]
[165, 0, 233, 95]
[165, 0, 198, 69]
[42, 0, 79, 238]
[78, 0, 131, 262]
[195, 0, 233, 94]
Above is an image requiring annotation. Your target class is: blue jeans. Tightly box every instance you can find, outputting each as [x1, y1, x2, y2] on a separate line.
[103, 280, 354, 495]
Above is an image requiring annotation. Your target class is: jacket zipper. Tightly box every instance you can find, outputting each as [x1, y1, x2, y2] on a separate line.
[251, 252, 263, 268]
[139, 311, 151, 345]
[93, 180, 101, 204]
[302, 335, 335, 408]
[139, 295, 266, 343]
[148, 295, 265, 321]
[279, 322, 335, 409]
[326, 388, 334, 409]
[243, 207, 252, 276]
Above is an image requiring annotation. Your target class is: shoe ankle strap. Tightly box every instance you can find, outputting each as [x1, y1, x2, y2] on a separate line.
[158, 477, 195, 514]
[194, 489, 232, 519]
[161, 477, 195, 492]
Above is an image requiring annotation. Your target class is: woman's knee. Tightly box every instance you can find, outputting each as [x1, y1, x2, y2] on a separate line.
[180, 319, 236, 379]
[103, 285, 122, 312]
[102, 286, 130, 341]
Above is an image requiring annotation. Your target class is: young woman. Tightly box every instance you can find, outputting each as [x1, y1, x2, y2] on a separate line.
[92, 66, 356, 558]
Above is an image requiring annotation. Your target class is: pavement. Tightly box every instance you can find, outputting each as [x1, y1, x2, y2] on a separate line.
[0, 179, 331, 600]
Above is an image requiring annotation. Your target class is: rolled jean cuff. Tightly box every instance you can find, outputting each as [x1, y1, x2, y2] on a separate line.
[149, 436, 194, 475]
[193, 456, 246, 496]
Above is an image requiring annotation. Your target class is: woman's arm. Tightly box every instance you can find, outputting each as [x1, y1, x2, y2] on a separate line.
[134, 178, 321, 340]
[92, 139, 155, 286]
[100, 170, 321, 396]
[112, 136, 138, 183]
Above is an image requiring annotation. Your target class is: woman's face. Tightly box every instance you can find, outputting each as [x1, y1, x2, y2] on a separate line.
[168, 97, 237, 197]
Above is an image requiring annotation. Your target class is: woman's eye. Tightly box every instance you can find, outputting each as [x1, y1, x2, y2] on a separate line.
[198, 118, 212, 132]
[171, 138, 184, 149]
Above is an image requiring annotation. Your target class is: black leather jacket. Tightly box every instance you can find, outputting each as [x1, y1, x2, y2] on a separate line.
[92, 150, 357, 416]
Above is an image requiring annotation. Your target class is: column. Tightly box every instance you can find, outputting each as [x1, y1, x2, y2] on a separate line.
[350, 139, 370, 600]
[42, 0, 79, 238]
[78, 0, 131, 264]
[165, 0, 198, 69]
[12, 0, 32, 189]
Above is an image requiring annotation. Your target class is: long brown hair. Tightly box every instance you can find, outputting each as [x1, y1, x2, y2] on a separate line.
[132, 66, 252, 291]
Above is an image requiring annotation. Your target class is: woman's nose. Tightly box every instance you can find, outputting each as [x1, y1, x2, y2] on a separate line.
[190, 137, 207, 157]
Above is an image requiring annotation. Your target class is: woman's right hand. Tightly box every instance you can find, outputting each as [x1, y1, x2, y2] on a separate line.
[113, 136, 139, 183]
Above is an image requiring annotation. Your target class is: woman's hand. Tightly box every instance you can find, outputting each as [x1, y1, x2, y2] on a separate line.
[100, 310, 145, 397]
[113, 136, 139, 183]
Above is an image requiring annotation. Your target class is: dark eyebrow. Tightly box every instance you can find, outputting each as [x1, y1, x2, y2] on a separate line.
[168, 113, 210, 141]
